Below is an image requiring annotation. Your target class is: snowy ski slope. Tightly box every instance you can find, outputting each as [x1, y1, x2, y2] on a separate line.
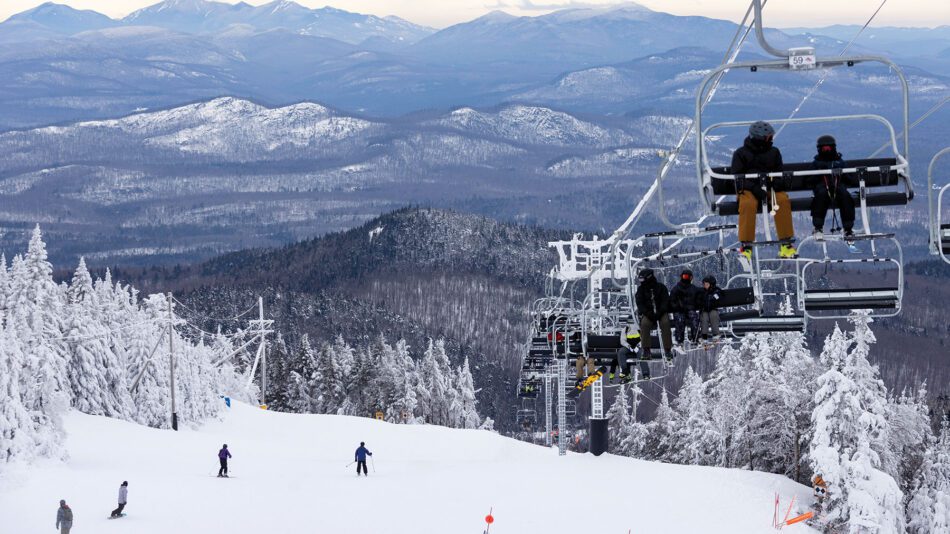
[1, 402, 817, 533]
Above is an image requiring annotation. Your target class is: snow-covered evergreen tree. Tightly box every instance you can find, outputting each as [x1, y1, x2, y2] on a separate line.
[607, 384, 631, 454]
[704, 341, 750, 468]
[809, 318, 904, 533]
[647, 387, 676, 462]
[671, 367, 715, 466]
[456, 357, 480, 429]
[885, 385, 933, 496]
[65, 258, 134, 418]
[906, 418, 950, 533]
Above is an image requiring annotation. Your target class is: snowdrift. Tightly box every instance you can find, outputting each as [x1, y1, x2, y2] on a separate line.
[1, 402, 817, 533]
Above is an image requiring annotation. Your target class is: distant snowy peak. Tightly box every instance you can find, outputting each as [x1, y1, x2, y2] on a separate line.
[44, 97, 374, 156]
[118, 0, 434, 43]
[542, 2, 655, 23]
[437, 106, 632, 147]
[7, 2, 117, 34]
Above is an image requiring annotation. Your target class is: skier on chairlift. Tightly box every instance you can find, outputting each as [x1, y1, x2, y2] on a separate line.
[808, 135, 857, 246]
[731, 121, 797, 260]
[699, 275, 722, 341]
[669, 269, 702, 347]
[634, 268, 673, 363]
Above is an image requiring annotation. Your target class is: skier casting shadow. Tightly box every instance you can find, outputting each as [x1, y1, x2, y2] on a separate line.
[218, 444, 232, 477]
[355, 442, 372, 476]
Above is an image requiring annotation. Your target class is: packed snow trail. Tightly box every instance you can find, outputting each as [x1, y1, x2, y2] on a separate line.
[1, 402, 816, 533]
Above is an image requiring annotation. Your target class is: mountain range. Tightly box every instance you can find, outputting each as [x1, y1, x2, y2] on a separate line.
[1, 1, 948, 128]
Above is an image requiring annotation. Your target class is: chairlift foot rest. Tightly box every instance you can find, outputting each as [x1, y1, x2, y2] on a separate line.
[731, 315, 805, 334]
[803, 288, 899, 311]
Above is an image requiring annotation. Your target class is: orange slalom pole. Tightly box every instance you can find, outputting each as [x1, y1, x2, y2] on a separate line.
[784, 511, 815, 526]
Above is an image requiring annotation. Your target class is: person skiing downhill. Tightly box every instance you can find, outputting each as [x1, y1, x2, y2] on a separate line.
[110, 481, 128, 518]
[56, 499, 73, 533]
[218, 444, 232, 477]
[355, 442, 372, 476]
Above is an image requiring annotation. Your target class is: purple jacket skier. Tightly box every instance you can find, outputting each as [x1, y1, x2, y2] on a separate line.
[217, 444, 232, 477]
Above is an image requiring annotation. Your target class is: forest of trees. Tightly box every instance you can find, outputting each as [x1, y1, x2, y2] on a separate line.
[0, 227, 486, 471]
[265, 335, 486, 430]
[604, 313, 950, 532]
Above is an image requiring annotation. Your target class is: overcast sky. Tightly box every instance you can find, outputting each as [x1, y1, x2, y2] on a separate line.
[1, 0, 947, 29]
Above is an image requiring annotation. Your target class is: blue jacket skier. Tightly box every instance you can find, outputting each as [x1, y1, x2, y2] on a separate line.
[355, 442, 372, 476]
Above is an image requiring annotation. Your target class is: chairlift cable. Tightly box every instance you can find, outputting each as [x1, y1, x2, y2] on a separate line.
[773, 0, 889, 139]
[869, 95, 950, 158]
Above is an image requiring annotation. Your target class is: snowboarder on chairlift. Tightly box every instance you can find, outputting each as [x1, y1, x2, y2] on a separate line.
[808, 135, 856, 243]
[699, 275, 723, 340]
[355, 442, 373, 476]
[110, 481, 128, 518]
[56, 499, 73, 534]
[669, 269, 702, 346]
[218, 444, 232, 477]
[731, 121, 797, 260]
[634, 268, 673, 363]
[616, 321, 649, 380]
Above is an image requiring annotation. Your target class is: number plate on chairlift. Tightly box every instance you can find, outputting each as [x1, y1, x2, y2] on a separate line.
[788, 47, 816, 70]
[682, 225, 700, 236]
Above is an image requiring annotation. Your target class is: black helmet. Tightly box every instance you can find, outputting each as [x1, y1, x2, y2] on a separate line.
[702, 275, 717, 286]
[637, 268, 655, 283]
[680, 269, 693, 282]
[749, 121, 775, 140]
[360, 441, 365, 446]
[223, 444, 227, 448]
[817, 134, 836, 147]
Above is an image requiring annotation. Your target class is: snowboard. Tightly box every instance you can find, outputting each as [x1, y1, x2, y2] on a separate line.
[107, 514, 127, 520]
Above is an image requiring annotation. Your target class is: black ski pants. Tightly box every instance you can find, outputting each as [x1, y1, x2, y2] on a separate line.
[811, 184, 855, 232]
[111, 503, 125, 517]
[357, 460, 368, 475]
[673, 310, 700, 344]
[218, 458, 228, 476]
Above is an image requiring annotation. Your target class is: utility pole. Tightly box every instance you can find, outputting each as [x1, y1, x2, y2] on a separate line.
[259, 297, 267, 407]
[168, 292, 178, 431]
[245, 296, 273, 408]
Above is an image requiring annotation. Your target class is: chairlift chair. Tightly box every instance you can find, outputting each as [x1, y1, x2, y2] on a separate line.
[928, 147, 950, 264]
[796, 233, 903, 320]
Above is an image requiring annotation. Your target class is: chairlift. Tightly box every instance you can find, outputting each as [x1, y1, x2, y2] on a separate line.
[796, 233, 903, 320]
[516, 400, 537, 427]
[928, 147, 950, 264]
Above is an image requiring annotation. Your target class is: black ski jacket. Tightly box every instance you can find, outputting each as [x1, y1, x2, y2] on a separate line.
[669, 280, 702, 313]
[700, 286, 723, 312]
[808, 153, 856, 192]
[636, 280, 670, 320]
[730, 136, 786, 200]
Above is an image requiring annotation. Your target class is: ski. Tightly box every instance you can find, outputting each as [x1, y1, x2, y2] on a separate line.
[107, 514, 127, 520]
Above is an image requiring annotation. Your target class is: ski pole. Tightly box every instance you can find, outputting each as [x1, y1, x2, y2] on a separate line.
[370, 456, 376, 473]
[346, 461, 355, 468]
